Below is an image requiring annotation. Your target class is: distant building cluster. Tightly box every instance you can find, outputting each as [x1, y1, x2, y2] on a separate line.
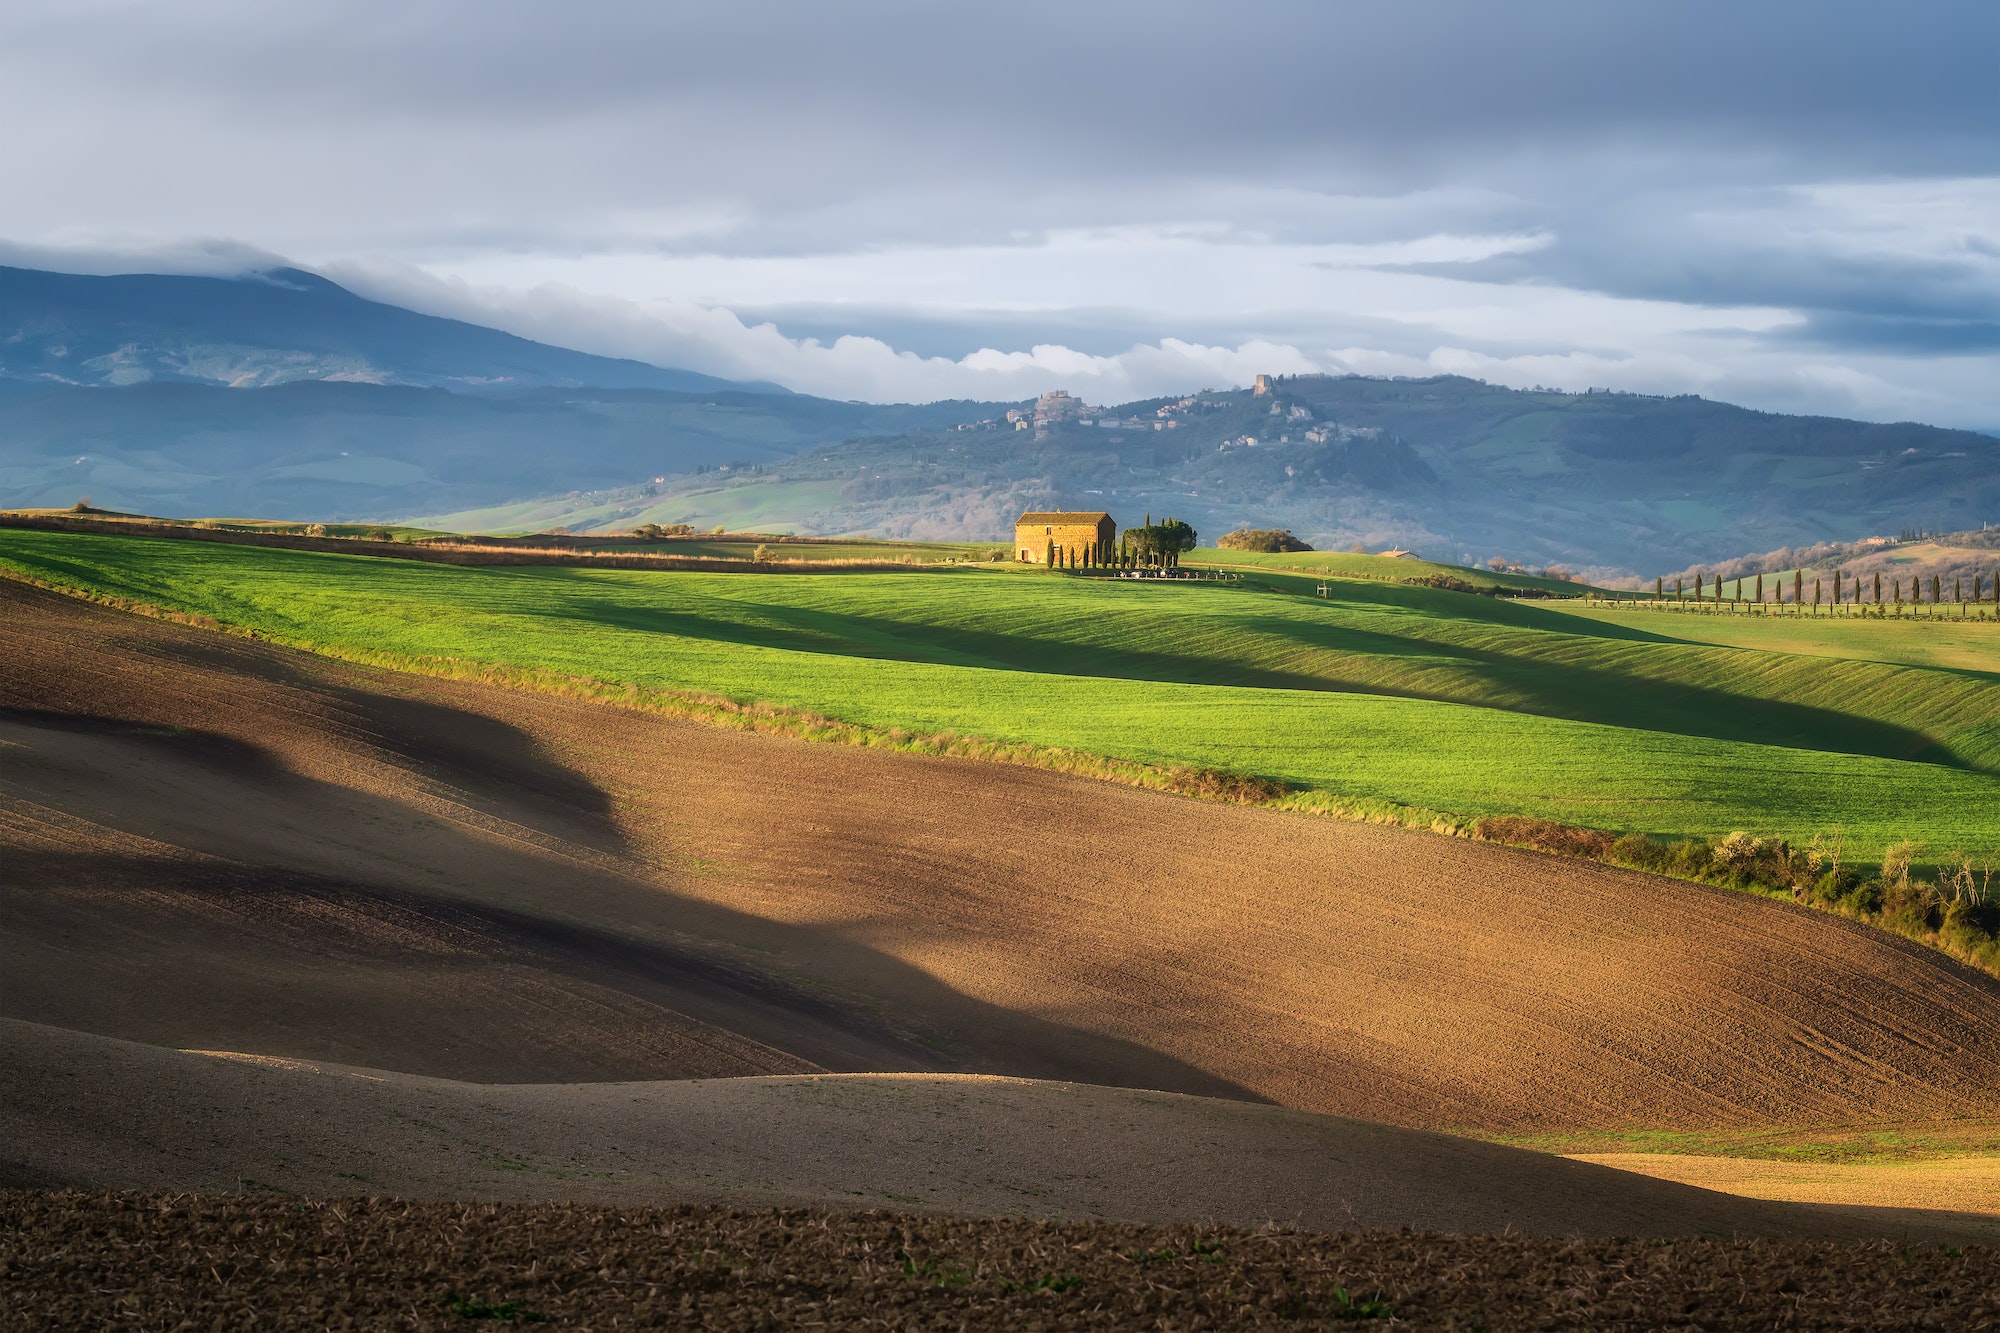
[969, 376, 1372, 444]
[1303, 424, 1380, 444]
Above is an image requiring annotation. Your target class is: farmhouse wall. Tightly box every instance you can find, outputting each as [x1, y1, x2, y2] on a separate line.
[1014, 511, 1116, 564]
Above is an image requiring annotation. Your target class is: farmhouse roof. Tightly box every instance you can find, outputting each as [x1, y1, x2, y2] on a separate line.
[1016, 511, 1112, 524]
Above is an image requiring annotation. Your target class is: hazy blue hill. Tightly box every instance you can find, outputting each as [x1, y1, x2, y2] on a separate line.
[0, 378, 996, 521]
[481, 374, 2000, 572]
[0, 265, 764, 393]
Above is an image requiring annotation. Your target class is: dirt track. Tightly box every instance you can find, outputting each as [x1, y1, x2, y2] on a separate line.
[7, 578, 2000, 1133]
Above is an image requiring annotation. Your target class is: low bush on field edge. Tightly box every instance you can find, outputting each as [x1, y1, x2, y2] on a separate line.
[1474, 816, 2000, 976]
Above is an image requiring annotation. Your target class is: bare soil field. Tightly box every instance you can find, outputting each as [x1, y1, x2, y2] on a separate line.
[16, 1018, 1993, 1243]
[9, 1191, 1998, 1332]
[1573, 1152, 2000, 1224]
[7, 578, 2000, 1137]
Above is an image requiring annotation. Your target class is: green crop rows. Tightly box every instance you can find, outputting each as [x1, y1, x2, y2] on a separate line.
[7, 525, 2000, 856]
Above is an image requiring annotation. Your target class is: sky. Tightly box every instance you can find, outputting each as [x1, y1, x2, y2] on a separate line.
[2, 0, 1997, 424]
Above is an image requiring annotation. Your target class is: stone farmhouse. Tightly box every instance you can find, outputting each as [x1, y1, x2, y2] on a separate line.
[1015, 510, 1116, 565]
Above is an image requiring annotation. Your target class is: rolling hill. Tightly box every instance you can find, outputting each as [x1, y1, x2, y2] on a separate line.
[477, 375, 2000, 576]
[8, 265, 2000, 573]
[9, 526, 2000, 861]
[6, 574, 1999, 1137]
[0, 378, 985, 521]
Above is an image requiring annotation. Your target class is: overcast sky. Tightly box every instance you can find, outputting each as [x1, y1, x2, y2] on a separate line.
[3, 0, 1996, 423]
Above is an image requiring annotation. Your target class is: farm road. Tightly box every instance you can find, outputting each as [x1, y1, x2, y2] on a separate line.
[5, 578, 2000, 1137]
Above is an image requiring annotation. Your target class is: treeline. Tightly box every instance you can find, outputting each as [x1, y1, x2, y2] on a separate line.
[1045, 516, 1199, 571]
[1635, 566, 2000, 609]
[1217, 528, 1313, 553]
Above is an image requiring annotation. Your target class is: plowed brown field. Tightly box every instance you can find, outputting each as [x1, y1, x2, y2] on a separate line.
[9, 1019, 1996, 1243]
[6, 578, 2000, 1138]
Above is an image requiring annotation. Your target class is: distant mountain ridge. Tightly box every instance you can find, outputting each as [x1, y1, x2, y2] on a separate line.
[0, 265, 768, 394]
[457, 375, 2000, 575]
[4, 263, 1997, 572]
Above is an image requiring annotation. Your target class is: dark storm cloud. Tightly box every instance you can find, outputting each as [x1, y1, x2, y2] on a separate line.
[12, 1, 1994, 204]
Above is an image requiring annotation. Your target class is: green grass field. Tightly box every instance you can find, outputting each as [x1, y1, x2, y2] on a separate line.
[6, 525, 2000, 858]
[1185, 546, 1587, 595]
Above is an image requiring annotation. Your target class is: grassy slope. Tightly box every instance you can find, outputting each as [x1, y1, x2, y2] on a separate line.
[414, 478, 851, 536]
[6, 526, 2000, 854]
[1548, 602, 2000, 673]
[1185, 545, 1584, 595]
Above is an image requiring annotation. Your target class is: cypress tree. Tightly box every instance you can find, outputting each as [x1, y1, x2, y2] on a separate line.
[1874, 571, 1882, 604]
[1794, 570, 1803, 605]
[1955, 577, 1963, 603]
[1933, 575, 1942, 604]
[1675, 577, 1683, 603]
[1813, 577, 1822, 607]
[1755, 572, 1764, 603]
[1655, 576, 1663, 601]
[1045, 538, 1054, 567]
[1833, 569, 1842, 604]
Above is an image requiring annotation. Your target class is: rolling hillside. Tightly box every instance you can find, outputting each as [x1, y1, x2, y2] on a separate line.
[443, 374, 2000, 575]
[0, 379, 995, 522]
[7, 527, 2000, 860]
[6, 575, 1999, 1138]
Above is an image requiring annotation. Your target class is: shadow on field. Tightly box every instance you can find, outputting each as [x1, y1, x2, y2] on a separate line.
[0, 852, 1268, 1100]
[529, 589, 1963, 772]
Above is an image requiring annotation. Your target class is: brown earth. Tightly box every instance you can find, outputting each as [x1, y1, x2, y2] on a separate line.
[6, 577, 2000, 1139]
[15, 1018, 1996, 1243]
[10, 1191, 2000, 1332]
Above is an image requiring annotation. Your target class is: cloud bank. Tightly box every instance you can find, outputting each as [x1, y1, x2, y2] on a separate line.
[2, 1, 1995, 424]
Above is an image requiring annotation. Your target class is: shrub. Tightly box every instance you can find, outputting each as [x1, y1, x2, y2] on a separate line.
[1405, 574, 1489, 595]
[71, 497, 92, 512]
[1609, 832, 1667, 870]
[752, 544, 775, 562]
[1473, 816, 1614, 858]
[1218, 528, 1314, 553]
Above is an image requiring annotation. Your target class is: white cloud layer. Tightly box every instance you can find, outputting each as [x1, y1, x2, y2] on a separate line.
[2, 1, 1995, 426]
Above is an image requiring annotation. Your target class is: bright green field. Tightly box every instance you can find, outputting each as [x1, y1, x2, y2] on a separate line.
[6, 525, 2000, 857]
[1185, 546, 1587, 595]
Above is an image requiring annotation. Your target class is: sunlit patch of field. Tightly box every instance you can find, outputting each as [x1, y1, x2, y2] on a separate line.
[8, 526, 2000, 855]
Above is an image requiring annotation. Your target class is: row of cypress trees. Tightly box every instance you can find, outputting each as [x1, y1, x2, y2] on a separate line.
[1650, 568, 2000, 606]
